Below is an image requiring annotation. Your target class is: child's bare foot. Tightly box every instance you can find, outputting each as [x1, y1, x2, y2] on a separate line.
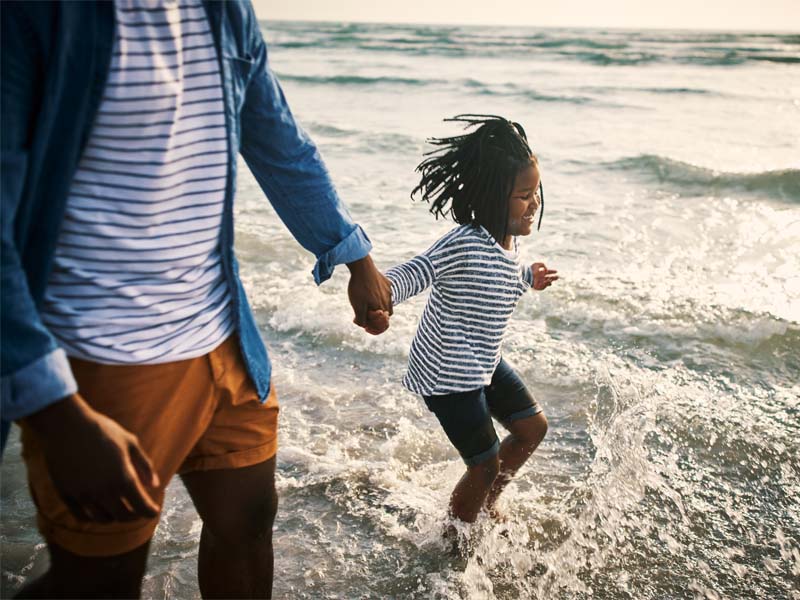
[442, 522, 460, 555]
[488, 506, 508, 523]
[442, 521, 473, 558]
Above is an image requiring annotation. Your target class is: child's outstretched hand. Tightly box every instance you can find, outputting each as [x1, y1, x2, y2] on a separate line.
[531, 262, 558, 291]
[365, 309, 391, 335]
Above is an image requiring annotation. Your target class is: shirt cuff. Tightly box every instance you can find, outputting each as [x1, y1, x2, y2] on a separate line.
[521, 264, 534, 288]
[1, 348, 77, 421]
[312, 225, 373, 285]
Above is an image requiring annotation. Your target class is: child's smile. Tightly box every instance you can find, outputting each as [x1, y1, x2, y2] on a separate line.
[504, 160, 541, 248]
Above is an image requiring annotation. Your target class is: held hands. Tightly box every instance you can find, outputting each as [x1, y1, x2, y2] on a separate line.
[366, 309, 391, 333]
[347, 254, 392, 335]
[531, 262, 558, 290]
[24, 394, 161, 523]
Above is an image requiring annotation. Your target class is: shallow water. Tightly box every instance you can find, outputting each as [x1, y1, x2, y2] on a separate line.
[2, 22, 799, 600]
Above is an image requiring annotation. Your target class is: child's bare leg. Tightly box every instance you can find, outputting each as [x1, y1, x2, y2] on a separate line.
[485, 412, 548, 512]
[449, 455, 501, 523]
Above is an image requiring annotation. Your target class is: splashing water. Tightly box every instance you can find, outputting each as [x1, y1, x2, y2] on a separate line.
[2, 22, 799, 599]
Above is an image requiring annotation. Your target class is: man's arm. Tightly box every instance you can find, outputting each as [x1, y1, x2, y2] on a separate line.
[0, 3, 159, 521]
[237, 20, 391, 326]
[1, 2, 77, 421]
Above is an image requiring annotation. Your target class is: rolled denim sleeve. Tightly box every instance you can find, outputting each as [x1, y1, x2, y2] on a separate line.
[312, 225, 372, 285]
[238, 32, 371, 284]
[1, 349, 77, 421]
[1, 153, 77, 421]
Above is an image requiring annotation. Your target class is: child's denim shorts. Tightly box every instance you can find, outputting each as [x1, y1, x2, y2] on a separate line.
[422, 358, 543, 467]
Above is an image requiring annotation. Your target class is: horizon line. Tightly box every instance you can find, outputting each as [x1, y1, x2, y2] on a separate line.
[258, 17, 800, 35]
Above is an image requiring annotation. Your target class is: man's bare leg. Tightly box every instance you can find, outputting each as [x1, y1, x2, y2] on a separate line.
[181, 457, 277, 599]
[15, 540, 151, 599]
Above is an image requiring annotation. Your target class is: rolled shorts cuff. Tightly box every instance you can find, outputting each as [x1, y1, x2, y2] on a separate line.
[179, 436, 277, 474]
[463, 438, 500, 467]
[36, 511, 160, 558]
[502, 405, 543, 427]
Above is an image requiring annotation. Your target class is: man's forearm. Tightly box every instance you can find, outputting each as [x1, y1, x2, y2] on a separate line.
[346, 253, 377, 274]
[22, 393, 89, 436]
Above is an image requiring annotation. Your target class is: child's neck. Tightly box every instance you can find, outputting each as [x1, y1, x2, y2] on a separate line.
[501, 236, 514, 251]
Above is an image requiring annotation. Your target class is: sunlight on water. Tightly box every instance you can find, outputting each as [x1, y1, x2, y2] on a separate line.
[2, 22, 798, 600]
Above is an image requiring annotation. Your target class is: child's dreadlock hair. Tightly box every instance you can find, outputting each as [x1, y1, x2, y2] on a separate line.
[412, 114, 542, 244]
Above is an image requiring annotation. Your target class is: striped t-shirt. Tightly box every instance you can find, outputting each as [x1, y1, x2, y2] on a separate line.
[41, 0, 233, 364]
[386, 224, 534, 396]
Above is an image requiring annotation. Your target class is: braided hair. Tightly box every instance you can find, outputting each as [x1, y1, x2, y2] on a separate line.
[412, 114, 543, 244]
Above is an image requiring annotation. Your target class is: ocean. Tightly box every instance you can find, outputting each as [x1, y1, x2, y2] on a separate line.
[2, 21, 799, 600]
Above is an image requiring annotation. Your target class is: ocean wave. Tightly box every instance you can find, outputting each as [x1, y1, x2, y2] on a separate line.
[461, 79, 595, 104]
[747, 55, 800, 64]
[636, 86, 713, 95]
[266, 23, 800, 67]
[277, 73, 437, 87]
[275, 38, 795, 67]
[279, 70, 598, 104]
[535, 38, 629, 50]
[559, 50, 662, 66]
[604, 155, 800, 202]
[301, 122, 420, 153]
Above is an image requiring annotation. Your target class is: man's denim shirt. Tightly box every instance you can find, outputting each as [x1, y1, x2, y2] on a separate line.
[0, 1, 371, 423]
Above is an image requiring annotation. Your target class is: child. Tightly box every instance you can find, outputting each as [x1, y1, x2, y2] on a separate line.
[370, 114, 558, 524]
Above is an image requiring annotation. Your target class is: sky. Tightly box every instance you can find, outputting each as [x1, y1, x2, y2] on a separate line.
[252, 0, 800, 32]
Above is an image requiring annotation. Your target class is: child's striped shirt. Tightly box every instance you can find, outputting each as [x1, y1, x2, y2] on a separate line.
[386, 224, 534, 396]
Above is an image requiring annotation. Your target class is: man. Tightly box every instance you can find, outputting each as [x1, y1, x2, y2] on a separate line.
[0, 1, 391, 597]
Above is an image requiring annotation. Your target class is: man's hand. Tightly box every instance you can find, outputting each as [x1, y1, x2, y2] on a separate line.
[531, 262, 559, 291]
[347, 254, 392, 335]
[24, 394, 160, 523]
[366, 309, 391, 334]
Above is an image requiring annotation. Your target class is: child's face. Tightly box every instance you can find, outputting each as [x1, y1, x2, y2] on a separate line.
[506, 160, 541, 239]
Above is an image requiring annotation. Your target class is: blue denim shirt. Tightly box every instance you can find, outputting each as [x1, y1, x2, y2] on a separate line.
[0, 1, 371, 426]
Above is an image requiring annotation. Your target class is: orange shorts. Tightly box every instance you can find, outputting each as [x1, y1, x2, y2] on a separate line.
[20, 336, 279, 557]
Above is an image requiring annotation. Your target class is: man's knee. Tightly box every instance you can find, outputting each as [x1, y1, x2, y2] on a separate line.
[251, 486, 278, 542]
[204, 484, 278, 548]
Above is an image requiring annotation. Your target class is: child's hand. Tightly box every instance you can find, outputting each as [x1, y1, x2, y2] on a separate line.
[531, 262, 558, 291]
[365, 309, 390, 335]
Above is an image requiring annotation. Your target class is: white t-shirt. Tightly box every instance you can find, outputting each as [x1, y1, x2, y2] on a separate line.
[42, 0, 234, 364]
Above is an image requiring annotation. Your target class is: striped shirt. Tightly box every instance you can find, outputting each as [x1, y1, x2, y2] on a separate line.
[41, 0, 233, 364]
[387, 224, 534, 396]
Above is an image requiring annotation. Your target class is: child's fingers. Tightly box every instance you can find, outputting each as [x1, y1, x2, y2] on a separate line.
[365, 309, 390, 334]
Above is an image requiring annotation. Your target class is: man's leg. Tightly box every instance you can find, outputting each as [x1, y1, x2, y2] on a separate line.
[181, 457, 277, 599]
[15, 540, 151, 600]
[14, 353, 224, 599]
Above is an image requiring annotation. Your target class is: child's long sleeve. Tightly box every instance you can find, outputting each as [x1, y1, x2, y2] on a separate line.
[384, 225, 467, 305]
[386, 255, 435, 305]
[521, 263, 534, 287]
